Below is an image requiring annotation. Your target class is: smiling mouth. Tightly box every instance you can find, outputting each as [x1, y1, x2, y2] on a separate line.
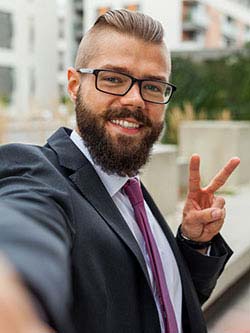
[110, 119, 141, 129]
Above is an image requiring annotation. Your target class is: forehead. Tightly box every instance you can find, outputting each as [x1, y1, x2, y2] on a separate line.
[86, 30, 170, 80]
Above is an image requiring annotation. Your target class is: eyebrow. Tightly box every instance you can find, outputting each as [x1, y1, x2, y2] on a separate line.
[99, 64, 168, 82]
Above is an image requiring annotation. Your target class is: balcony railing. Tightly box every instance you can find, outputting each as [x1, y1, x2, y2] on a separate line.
[221, 18, 238, 39]
[183, 4, 209, 31]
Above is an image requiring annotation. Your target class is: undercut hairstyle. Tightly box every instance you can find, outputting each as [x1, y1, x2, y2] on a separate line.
[75, 9, 165, 69]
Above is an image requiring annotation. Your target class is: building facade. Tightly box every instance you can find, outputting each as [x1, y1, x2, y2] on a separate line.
[55, 0, 250, 101]
[82, 0, 250, 50]
[182, 0, 250, 49]
[0, 0, 58, 114]
[83, 0, 182, 50]
[57, 0, 85, 101]
[1, 0, 250, 114]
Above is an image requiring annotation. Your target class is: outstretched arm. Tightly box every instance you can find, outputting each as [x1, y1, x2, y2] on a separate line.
[0, 255, 54, 333]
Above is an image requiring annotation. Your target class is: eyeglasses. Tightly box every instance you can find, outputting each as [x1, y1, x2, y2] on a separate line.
[77, 68, 177, 104]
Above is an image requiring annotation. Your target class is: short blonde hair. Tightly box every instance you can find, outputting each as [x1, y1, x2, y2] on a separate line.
[94, 9, 164, 42]
[75, 9, 165, 69]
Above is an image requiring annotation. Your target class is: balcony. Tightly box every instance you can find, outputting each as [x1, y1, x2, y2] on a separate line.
[181, 33, 206, 49]
[221, 16, 238, 39]
[183, 4, 209, 32]
[73, 0, 83, 12]
[245, 25, 250, 41]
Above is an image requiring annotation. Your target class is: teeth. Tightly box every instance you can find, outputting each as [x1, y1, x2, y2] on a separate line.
[111, 119, 140, 129]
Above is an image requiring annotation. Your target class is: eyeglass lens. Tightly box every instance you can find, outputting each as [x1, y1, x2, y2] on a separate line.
[96, 70, 172, 103]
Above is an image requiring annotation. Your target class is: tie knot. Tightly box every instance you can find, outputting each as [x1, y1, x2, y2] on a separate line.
[123, 178, 144, 207]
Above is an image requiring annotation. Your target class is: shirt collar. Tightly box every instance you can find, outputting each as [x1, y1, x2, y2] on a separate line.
[70, 130, 130, 197]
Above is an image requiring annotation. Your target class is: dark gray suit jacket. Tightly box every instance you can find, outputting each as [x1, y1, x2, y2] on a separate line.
[0, 127, 232, 333]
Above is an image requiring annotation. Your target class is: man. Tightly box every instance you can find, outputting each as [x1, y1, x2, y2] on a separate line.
[0, 9, 240, 333]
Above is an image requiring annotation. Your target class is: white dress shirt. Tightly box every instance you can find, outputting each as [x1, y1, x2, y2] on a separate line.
[70, 130, 183, 333]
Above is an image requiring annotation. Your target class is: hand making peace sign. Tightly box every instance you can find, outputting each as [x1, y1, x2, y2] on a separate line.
[181, 154, 240, 243]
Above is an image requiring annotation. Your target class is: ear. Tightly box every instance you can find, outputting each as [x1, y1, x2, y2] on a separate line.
[67, 67, 80, 103]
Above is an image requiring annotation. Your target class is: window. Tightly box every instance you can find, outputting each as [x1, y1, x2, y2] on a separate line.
[182, 30, 198, 41]
[226, 15, 234, 24]
[28, 17, 35, 52]
[58, 51, 64, 71]
[223, 36, 235, 47]
[58, 17, 65, 39]
[0, 11, 13, 49]
[0, 66, 14, 103]
[58, 84, 65, 100]
[29, 67, 35, 96]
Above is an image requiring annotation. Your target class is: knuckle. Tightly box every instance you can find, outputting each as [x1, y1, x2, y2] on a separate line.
[217, 196, 226, 205]
[183, 214, 192, 224]
[184, 211, 199, 225]
[213, 196, 225, 208]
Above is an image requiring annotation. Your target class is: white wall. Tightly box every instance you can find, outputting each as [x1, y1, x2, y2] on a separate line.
[142, 0, 182, 50]
[32, 0, 58, 111]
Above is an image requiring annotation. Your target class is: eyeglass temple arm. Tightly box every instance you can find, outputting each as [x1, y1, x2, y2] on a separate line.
[77, 68, 94, 74]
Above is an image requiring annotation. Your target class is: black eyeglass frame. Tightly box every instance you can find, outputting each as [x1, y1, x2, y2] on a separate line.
[77, 68, 177, 105]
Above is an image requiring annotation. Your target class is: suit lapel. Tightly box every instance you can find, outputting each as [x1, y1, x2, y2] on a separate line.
[47, 127, 151, 286]
[70, 163, 150, 281]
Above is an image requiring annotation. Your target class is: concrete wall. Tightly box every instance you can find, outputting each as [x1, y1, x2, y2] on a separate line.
[0, 117, 179, 216]
[3, 118, 249, 216]
[179, 121, 250, 189]
[0, 116, 75, 145]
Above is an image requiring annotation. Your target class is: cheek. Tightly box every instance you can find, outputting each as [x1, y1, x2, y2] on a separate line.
[149, 108, 165, 124]
[82, 89, 117, 112]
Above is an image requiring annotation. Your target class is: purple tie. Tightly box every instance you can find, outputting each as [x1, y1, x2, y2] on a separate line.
[123, 178, 178, 333]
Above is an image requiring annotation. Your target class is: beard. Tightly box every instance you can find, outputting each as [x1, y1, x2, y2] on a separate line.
[75, 90, 164, 177]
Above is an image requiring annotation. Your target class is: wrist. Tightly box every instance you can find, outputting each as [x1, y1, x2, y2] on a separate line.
[177, 225, 213, 250]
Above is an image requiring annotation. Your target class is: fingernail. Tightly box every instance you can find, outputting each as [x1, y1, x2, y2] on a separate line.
[211, 209, 221, 219]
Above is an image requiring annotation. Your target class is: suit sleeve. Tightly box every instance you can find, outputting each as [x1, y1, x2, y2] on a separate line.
[0, 144, 75, 333]
[176, 232, 233, 304]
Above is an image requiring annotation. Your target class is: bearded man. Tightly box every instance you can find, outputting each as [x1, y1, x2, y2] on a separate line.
[0, 9, 240, 333]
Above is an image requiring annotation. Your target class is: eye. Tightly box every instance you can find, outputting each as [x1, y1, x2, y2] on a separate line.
[99, 72, 128, 85]
[103, 76, 122, 83]
[143, 82, 164, 94]
[144, 84, 161, 92]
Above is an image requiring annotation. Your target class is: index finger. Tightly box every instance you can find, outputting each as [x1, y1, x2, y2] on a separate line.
[188, 154, 201, 194]
[205, 157, 240, 193]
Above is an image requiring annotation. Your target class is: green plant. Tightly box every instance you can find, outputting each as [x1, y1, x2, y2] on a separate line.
[163, 45, 250, 143]
[0, 95, 10, 106]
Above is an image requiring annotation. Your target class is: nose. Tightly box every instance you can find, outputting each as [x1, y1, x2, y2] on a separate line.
[118, 82, 145, 109]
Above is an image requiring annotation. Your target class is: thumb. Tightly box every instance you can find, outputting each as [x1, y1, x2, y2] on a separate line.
[187, 207, 224, 224]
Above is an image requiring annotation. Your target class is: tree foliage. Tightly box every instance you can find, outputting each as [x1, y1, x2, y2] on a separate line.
[168, 47, 250, 120]
[163, 47, 250, 143]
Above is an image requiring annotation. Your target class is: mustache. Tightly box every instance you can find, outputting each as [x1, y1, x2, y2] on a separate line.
[104, 108, 152, 127]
